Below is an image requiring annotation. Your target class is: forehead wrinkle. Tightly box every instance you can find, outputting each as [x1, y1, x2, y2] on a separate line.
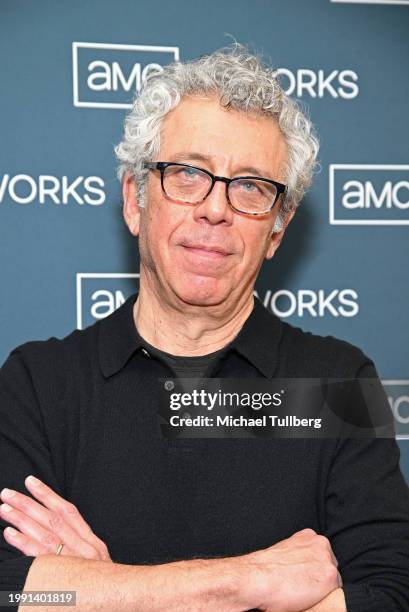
[165, 150, 280, 180]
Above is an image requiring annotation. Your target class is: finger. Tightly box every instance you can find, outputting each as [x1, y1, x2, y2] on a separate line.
[1, 504, 69, 555]
[3, 487, 110, 562]
[0, 497, 96, 560]
[3, 526, 50, 557]
[23, 476, 108, 556]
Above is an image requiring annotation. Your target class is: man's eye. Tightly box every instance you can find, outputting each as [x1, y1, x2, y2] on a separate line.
[239, 181, 259, 192]
[181, 168, 200, 177]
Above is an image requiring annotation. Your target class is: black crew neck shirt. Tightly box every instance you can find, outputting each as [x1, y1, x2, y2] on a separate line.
[134, 327, 233, 380]
[1, 292, 409, 612]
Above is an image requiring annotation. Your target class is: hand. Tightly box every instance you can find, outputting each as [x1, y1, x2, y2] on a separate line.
[0, 475, 112, 562]
[237, 528, 343, 612]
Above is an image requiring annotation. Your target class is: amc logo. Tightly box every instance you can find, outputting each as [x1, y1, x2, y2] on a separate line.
[383, 381, 409, 440]
[72, 42, 180, 109]
[329, 164, 409, 225]
[76, 273, 140, 329]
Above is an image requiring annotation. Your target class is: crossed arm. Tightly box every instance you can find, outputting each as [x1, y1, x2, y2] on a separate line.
[0, 476, 346, 612]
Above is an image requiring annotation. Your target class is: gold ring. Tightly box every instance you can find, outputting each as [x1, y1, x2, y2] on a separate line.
[56, 542, 64, 555]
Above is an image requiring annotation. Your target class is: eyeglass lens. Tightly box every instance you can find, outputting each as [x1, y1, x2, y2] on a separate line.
[163, 165, 277, 213]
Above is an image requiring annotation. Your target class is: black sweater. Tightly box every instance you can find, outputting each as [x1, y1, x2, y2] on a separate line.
[1, 293, 408, 611]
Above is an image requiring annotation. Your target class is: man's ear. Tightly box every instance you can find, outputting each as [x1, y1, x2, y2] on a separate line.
[265, 208, 296, 260]
[122, 173, 142, 237]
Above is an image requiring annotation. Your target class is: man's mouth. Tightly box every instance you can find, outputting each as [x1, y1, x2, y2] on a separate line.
[180, 242, 231, 257]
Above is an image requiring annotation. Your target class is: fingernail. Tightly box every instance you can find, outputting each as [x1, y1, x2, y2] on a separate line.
[27, 475, 40, 486]
[5, 527, 17, 536]
[1, 504, 13, 512]
[1, 489, 16, 499]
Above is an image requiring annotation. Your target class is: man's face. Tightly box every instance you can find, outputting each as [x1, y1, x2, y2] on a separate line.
[124, 95, 290, 308]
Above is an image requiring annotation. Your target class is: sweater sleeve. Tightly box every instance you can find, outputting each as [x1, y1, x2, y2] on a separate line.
[0, 346, 62, 607]
[324, 360, 409, 611]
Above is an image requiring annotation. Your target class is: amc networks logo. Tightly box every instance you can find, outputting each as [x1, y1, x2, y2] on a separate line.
[72, 42, 180, 109]
[383, 381, 409, 440]
[75, 273, 359, 331]
[329, 164, 409, 225]
[76, 273, 140, 329]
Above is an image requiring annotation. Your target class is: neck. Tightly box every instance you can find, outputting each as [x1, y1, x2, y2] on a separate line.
[133, 275, 255, 357]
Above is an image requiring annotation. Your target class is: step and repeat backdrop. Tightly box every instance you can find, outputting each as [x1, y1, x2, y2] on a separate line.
[1, 0, 408, 479]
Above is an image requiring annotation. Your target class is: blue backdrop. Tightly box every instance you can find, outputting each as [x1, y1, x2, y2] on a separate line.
[1, 0, 408, 481]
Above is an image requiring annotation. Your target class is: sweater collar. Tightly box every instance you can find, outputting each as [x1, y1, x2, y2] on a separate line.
[98, 291, 283, 379]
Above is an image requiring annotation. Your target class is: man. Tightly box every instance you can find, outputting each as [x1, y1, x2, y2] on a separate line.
[1, 44, 408, 611]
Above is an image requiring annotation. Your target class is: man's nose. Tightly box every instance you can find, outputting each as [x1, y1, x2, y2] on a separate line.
[195, 179, 233, 224]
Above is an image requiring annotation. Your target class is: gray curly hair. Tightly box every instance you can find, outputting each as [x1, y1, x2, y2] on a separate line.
[114, 42, 320, 232]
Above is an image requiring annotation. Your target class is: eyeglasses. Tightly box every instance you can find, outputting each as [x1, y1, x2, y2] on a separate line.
[144, 161, 287, 216]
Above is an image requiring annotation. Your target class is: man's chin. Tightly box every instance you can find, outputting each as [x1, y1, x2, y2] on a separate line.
[171, 283, 232, 308]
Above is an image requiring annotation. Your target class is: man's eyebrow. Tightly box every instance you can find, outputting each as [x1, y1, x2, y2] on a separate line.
[170, 152, 209, 164]
[168, 152, 272, 178]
